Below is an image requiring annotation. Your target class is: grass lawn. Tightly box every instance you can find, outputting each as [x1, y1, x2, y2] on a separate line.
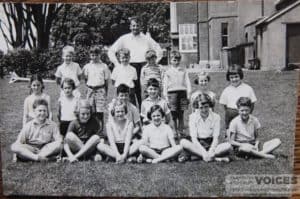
[0, 71, 298, 197]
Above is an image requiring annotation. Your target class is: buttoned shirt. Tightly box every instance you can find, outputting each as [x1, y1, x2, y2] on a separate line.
[111, 64, 137, 88]
[108, 32, 163, 64]
[229, 115, 261, 143]
[82, 62, 110, 87]
[189, 110, 220, 139]
[142, 123, 174, 149]
[219, 82, 257, 109]
[17, 119, 62, 147]
[55, 62, 82, 87]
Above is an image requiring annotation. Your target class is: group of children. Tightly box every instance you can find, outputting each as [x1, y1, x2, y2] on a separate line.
[11, 45, 282, 163]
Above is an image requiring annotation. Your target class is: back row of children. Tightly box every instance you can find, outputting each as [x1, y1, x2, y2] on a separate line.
[15, 45, 281, 163]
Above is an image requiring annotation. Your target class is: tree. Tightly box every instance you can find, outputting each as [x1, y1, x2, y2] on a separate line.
[0, 3, 63, 50]
[51, 3, 170, 47]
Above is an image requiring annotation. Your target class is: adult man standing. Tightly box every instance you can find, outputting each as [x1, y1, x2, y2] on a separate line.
[108, 17, 163, 107]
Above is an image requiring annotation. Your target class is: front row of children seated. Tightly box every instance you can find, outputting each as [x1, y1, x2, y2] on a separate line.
[11, 93, 281, 163]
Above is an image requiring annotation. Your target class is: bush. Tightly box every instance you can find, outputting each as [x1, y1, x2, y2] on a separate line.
[0, 46, 114, 78]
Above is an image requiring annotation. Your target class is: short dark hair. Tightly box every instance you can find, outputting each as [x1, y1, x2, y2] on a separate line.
[236, 97, 252, 109]
[110, 100, 128, 117]
[170, 50, 181, 60]
[33, 98, 48, 110]
[226, 64, 244, 81]
[147, 105, 165, 120]
[197, 93, 214, 108]
[90, 46, 102, 55]
[147, 78, 160, 88]
[61, 78, 76, 90]
[145, 49, 157, 61]
[117, 84, 130, 95]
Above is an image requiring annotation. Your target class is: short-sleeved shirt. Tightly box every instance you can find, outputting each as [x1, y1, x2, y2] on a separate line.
[107, 119, 133, 143]
[55, 62, 82, 87]
[58, 95, 79, 121]
[82, 62, 110, 87]
[219, 82, 257, 109]
[229, 115, 261, 143]
[111, 64, 137, 88]
[67, 117, 101, 142]
[142, 123, 174, 149]
[141, 97, 170, 122]
[17, 119, 62, 147]
[189, 110, 220, 139]
[108, 99, 140, 125]
[24, 93, 51, 118]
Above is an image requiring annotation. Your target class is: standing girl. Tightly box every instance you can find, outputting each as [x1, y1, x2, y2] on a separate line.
[23, 74, 52, 127]
[219, 65, 257, 138]
[58, 78, 79, 137]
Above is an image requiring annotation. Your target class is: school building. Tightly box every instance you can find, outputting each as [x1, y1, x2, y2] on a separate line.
[170, 0, 300, 70]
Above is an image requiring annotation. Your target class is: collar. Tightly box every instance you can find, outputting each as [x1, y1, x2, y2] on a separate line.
[239, 115, 254, 124]
[145, 96, 161, 102]
[195, 110, 214, 123]
[33, 119, 50, 126]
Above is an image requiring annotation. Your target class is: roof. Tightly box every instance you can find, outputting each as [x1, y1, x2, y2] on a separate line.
[256, 0, 300, 27]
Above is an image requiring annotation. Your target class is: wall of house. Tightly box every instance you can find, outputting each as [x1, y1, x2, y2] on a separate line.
[176, 2, 198, 24]
[208, 17, 239, 60]
[259, 4, 300, 70]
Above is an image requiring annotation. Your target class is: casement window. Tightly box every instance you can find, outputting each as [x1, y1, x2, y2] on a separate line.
[179, 24, 197, 52]
[221, 23, 229, 47]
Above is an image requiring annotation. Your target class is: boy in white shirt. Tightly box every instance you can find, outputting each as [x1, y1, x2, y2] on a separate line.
[111, 48, 138, 106]
[55, 45, 82, 98]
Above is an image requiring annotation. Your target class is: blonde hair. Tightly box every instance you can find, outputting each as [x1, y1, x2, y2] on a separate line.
[74, 99, 93, 118]
[62, 45, 75, 56]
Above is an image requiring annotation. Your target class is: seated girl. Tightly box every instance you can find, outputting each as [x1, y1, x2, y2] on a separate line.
[139, 105, 182, 163]
[180, 93, 232, 162]
[97, 101, 140, 163]
[64, 100, 103, 163]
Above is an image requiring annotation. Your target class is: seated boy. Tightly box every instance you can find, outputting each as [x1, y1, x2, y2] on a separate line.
[229, 97, 281, 159]
[11, 99, 62, 162]
[64, 100, 103, 163]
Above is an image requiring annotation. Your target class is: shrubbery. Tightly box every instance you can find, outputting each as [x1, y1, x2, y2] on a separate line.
[0, 46, 114, 78]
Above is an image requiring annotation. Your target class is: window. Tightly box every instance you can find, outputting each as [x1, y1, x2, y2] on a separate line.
[179, 24, 197, 52]
[221, 23, 228, 47]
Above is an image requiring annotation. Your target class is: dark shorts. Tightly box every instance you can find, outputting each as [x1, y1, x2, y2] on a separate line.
[167, 90, 189, 111]
[152, 147, 169, 154]
[116, 143, 125, 154]
[59, 121, 71, 137]
[233, 140, 256, 157]
[197, 137, 213, 150]
[225, 108, 239, 129]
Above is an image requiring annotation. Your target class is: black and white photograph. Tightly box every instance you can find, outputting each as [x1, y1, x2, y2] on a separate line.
[0, 0, 299, 197]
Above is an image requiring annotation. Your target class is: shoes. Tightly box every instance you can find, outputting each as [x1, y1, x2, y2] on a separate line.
[94, 154, 103, 161]
[127, 156, 137, 163]
[137, 154, 144, 163]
